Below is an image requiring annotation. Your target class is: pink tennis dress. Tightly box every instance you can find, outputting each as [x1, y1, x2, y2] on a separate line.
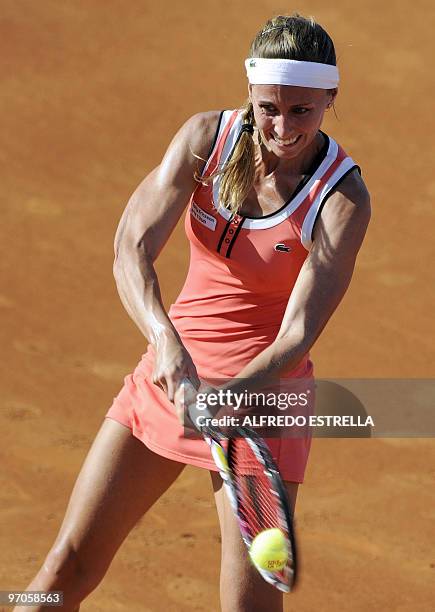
[105, 109, 359, 482]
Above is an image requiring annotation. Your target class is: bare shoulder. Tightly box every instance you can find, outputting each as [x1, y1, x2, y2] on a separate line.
[312, 168, 371, 256]
[155, 110, 222, 181]
[182, 110, 223, 161]
[325, 167, 371, 221]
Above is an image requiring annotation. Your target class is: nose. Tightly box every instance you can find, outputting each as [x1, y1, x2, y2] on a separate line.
[272, 114, 295, 138]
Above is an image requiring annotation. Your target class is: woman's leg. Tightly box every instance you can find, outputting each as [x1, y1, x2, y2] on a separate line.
[15, 418, 185, 612]
[211, 471, 298, 612]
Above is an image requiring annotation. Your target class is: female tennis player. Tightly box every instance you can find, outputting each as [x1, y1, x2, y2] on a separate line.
[16, 13, 370, 612]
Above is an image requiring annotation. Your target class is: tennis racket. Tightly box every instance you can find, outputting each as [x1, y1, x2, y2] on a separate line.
[181, 378, 298, 592]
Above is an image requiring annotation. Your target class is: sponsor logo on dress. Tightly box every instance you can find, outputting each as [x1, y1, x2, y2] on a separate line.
[191, 201, 217, 231]
[274, 243, 292, 253]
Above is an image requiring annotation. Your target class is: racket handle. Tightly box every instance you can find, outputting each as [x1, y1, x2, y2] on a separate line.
[187, 403, 214, 432]
[179, 377, 199, 393]
[179, 378, 215, 432]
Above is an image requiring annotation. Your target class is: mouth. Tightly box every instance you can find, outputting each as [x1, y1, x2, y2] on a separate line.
[271, 133, 301, 147]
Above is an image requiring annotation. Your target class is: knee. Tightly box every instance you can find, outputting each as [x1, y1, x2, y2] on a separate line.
[221, 542, 256, 586]
[42, 542, 103, 595]
[220, 546, 283, 612]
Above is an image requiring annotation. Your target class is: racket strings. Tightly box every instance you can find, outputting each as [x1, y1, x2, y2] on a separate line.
[228, 439, 286, 540]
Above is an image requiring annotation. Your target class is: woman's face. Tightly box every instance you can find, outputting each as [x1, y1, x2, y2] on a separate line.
[249, 84, 336, 160]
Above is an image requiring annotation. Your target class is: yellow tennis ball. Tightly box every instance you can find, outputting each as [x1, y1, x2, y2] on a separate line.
[249, 528, 288, 571]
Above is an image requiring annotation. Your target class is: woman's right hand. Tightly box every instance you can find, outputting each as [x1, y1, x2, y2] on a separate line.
[151, 331, 200, 404]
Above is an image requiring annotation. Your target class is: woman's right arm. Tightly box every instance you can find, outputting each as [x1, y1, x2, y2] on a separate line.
[113, 111, 221, 401]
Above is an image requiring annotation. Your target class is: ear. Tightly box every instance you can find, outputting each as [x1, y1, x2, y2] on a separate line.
[248, 83, 253, 100]
[328, 87, 338, 106]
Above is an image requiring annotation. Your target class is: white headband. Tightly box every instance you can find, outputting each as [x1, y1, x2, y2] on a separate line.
[245, 58, 339, 89]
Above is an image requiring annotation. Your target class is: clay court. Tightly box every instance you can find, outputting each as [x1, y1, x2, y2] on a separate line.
[1, 1, 434, 610]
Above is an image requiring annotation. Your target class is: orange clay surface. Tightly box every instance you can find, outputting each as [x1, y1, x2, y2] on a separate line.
[1, 1, 434, 610]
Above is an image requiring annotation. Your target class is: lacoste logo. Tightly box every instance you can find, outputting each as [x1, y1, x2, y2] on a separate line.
[274, 243, 292, 253]
[249, 59, 256, 67]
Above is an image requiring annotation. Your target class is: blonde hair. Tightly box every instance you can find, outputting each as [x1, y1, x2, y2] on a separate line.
[201, 13, 337, 216]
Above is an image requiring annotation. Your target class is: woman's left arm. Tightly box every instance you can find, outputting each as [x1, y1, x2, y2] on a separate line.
[228, 169, 371, 391]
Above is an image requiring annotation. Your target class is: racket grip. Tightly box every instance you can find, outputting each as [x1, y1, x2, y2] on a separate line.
[179, 378, 215, 432]
[187, 403, 212, 432]
[179, 377, 199, 393]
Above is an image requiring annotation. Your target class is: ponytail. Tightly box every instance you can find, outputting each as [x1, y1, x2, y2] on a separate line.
[199, 101, 256, 216]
